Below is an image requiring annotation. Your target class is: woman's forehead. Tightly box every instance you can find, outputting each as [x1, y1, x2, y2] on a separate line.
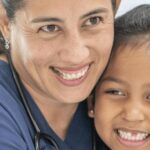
[24, 0, 113, 11]
[19, 0, 113, 19]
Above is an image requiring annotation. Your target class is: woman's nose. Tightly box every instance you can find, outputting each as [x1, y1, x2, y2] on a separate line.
[122, 99, 145, 122]
[58, 31, 90, 65]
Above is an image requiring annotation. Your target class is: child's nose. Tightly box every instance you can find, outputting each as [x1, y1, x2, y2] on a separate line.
[121, 99, 145, 122]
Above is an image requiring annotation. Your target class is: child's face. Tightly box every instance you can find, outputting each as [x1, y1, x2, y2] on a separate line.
[90, 45, 150, 150]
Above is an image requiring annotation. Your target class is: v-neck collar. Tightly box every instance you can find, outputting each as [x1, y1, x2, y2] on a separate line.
[24, 89, 93, 150]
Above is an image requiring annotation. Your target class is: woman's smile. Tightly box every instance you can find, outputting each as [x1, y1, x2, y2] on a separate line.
[51, 64, 90, 86]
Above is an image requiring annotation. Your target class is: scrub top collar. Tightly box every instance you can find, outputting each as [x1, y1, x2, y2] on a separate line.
[24, 88, 93, 150]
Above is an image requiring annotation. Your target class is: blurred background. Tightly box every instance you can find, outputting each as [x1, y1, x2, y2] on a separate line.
[116, 0, 150, 17]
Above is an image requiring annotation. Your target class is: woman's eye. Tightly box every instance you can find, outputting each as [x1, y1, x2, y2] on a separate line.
[105, 89, 125, 96]
[83, 16, 103, 27]
[40, 25, 60, 33]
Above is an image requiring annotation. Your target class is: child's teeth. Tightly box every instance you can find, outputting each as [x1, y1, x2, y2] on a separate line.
[118, 130, 149, 141]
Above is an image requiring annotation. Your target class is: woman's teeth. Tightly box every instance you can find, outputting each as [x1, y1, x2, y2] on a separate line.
[117, 129, 149, 141]
[53, 66, 89, 80]
[61, 70, 87, 80]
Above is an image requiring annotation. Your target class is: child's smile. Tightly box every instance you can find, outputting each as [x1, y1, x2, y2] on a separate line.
[115, 128, 150, 147]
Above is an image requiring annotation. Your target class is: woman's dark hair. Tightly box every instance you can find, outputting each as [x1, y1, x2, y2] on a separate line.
[0, 32, 4, 52]
[1, 0, 116, 20]
[1, 0, 25, 20]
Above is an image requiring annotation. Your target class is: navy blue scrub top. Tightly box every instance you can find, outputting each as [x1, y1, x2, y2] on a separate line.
[0, 60, 93, 150]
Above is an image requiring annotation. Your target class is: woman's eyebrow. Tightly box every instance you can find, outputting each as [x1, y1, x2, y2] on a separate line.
[31, 17, 63, 23]
[80, 7, 108, 19]
[30, 8, 108, 23]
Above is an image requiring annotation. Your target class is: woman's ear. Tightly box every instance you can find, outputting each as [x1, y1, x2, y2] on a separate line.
[87, 94, 95, 118]
[0, 2, 10, 39]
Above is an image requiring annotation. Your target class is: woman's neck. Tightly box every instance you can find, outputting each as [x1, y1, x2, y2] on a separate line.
[23, 82, 79, 140]
[41, 102, 78, 139]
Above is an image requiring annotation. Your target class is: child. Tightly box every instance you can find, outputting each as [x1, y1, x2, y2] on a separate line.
[88, 4, 150, 150]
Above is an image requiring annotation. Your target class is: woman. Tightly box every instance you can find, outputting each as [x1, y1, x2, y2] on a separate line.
[0, 0, 120, 149]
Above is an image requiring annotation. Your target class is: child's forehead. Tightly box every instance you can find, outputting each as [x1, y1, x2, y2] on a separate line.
[113, 33, 150, 54]
[97, 42, 150, 86]
[113, 35, 150, 57]
[96, 34, 150, 88]
[111, 44, 150, 64]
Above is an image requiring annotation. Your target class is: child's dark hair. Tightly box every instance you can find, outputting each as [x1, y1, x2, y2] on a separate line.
[113, 4, 150, 50]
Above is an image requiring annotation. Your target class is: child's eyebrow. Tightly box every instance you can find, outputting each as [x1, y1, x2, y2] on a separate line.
[143, 83, 150, 88]
[101, 76, 127, 85]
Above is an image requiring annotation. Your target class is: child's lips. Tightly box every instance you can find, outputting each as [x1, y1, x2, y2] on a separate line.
[116, 129, 149, 141]
[114, 128, 150, 148]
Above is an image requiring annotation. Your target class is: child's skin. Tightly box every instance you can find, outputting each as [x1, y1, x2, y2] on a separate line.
[88, 5, 150, 150]
[89, 43, 150, 150]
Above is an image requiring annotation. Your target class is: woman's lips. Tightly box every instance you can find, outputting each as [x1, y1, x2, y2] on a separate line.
[51, 64, 90, 86]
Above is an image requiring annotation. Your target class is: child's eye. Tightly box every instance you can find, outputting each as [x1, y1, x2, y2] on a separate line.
[83, 16, 103, 27]
[105, 89, 125, 96]
[145, 95, 150, 100]
[40, 24, 60, 33]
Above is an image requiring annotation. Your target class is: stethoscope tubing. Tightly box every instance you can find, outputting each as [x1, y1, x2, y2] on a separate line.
[6, 51, 60, 150]
[6, 51, 40, 133]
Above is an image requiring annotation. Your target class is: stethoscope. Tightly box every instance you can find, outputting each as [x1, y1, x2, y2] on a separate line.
[5, 50, 60, 150]
[3, 49, 97, 150]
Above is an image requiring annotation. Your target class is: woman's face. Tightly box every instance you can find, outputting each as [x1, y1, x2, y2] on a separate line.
[8, 0, 114, 103]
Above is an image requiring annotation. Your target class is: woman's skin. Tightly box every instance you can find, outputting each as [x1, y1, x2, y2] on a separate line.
[0, 0, 115, 139]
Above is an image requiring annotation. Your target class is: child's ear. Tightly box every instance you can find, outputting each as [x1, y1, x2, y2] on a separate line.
[87, 94, 95, 118]
[0, 3, 10, 39]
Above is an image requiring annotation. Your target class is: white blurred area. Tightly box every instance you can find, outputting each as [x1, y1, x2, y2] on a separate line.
[116, 0, 150, 17]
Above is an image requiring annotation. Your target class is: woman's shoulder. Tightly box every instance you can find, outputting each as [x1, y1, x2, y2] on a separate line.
[0, 97, 34, 150]
[0, 59, 19, 97]
[0, 60, 28, 126]
[0, 51, 31, 149]
[0, 79, 29, 131]
[0, 59, 12, 82]
[0, 77, 34, 149]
